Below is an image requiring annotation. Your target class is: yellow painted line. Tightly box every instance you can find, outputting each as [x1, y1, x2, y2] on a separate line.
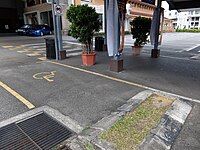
[26, 53, 41, 57]
[0, 81, 35, 109]
[47, 61, 200, 104]
[48, 61, 156, 91]
[2, 46, 13, 48]
[37, 57, 47, 61]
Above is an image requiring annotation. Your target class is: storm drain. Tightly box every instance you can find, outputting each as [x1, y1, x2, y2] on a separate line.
[0, 113, 74, 150]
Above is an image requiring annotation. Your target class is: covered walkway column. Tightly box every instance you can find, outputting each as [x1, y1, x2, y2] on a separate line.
[151, 0, 162, 58]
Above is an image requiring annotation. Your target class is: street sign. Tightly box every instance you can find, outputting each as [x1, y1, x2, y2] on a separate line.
[54, 4, 63, 15]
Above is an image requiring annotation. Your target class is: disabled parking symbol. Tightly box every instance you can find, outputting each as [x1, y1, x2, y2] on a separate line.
[33, 71, 56, 82]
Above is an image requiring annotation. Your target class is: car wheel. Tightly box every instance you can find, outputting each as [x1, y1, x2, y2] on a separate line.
[40, 32, 44, 36]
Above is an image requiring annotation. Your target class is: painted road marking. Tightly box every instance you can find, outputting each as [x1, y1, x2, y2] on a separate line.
[21, 43, 44, 47]
[63, 41, 82, 45]
[33, 71, 56, 82]
[17, 48, 33, 53]
[37, 48, 46, 51]
[37, 57, 47, 61]
[32, 45, 45, 49]
[47, 61, 200, 104]
[27, 52, 42, 57]
[2, 46, 14, 48]
[184, 44, 200, 52]
[10, 46, 24, 50]
[0, 81, 35, 109]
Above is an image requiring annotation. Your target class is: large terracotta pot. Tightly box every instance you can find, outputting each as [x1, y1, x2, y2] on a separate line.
[132, 46, 143, 56]
[82, 52, 96, 66]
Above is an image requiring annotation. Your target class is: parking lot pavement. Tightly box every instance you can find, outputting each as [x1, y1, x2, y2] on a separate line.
[0, 33, 200, 146]
[0, 45, 144, 127]
[0, 86, 29, 122]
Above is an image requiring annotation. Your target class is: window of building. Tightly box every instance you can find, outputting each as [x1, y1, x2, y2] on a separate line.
[191, 22, 194, 26]
[195, 22, 199, 26]
[192, 17, 195, 21]
[196, 17, 199, 21]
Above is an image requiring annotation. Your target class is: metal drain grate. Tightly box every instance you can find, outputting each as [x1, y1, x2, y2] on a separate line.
[0, 113, 74, 150]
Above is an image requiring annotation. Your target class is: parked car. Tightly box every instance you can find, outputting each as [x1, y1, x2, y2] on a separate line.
[27, 25, 52, 36]
[16, 24, 33, 35]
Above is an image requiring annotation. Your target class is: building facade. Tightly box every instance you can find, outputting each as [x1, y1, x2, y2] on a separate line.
[164, 8, 200, 30]
[22, 0, 158, 34]
[22, 0, 71, 32]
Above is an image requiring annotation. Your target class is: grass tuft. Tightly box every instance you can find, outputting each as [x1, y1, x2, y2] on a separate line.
[101, 94, 174, 150]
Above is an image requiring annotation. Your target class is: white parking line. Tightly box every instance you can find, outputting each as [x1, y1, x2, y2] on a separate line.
[184, 44, 200, 52]
[32, 45, 45, 49]
[63, 41, 82, 45]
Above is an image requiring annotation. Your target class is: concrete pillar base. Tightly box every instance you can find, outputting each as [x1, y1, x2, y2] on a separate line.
[151, 49, 160, 58]
[110, 59, 123, 72]
[59, 51, 66, 60]
[103, 44, 107, 51]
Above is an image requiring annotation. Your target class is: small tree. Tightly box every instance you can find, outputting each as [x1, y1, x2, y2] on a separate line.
[130, 16, 151, 46]
[67, 5, 101, 54]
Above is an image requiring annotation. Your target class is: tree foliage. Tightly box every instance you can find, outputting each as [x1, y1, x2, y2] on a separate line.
[67, 5, 101, 53]
[130, 16, 151, 46]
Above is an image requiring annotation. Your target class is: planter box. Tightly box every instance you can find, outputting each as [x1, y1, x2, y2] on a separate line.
[132, 46, 143, 56]
[82, 52, 96, 66]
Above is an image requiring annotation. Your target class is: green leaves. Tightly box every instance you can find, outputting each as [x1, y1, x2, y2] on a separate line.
[67, 5, 101, 53]
[130, 16, 151, 46]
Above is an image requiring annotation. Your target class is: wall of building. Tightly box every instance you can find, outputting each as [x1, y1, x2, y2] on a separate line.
[0, 0, 22, 32]
[164, 9, 200, 30]
[0, 0, 17, 8]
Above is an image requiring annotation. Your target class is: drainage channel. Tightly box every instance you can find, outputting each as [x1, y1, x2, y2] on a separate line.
[0, 113, 74, 150]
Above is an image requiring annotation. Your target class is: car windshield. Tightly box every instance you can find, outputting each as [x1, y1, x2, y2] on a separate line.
[21, 25, 32, 29]
[31, 25, 45, 30]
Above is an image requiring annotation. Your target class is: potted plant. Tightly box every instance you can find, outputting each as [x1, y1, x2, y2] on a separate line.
[130, 16, 151, 55]
[67, 5, 101, 66]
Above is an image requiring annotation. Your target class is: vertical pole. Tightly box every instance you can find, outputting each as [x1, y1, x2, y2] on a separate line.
[56, 14, 63, 57]
[154, 0, 162, 50]
[104, 0, 107, 44]
[113, 0, 119, 60]
[56, 0, 63, 57]
[52, 0, 59, 60]
[152, 0, 162, 58]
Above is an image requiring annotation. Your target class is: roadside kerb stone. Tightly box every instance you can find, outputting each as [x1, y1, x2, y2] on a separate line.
[76, 90, 154, 150]
[137, 97, 193, 150]
[76, 90, 193, 150]
[91, 90, 153, 131]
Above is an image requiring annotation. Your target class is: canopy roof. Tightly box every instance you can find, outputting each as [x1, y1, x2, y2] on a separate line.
[166, 0, 200, 10]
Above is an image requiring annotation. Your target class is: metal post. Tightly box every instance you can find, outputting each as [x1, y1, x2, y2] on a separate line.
[55, 0, 63, 57]
[56, 14, 63, 57]
[104, 0, 108, 44]
[154, 0, 162, 50]
[113, 0, 119, 60]
[52, 0, 59, 60]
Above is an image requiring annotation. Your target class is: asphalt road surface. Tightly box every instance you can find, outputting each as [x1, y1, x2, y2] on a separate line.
[0, 32, 200, 129]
